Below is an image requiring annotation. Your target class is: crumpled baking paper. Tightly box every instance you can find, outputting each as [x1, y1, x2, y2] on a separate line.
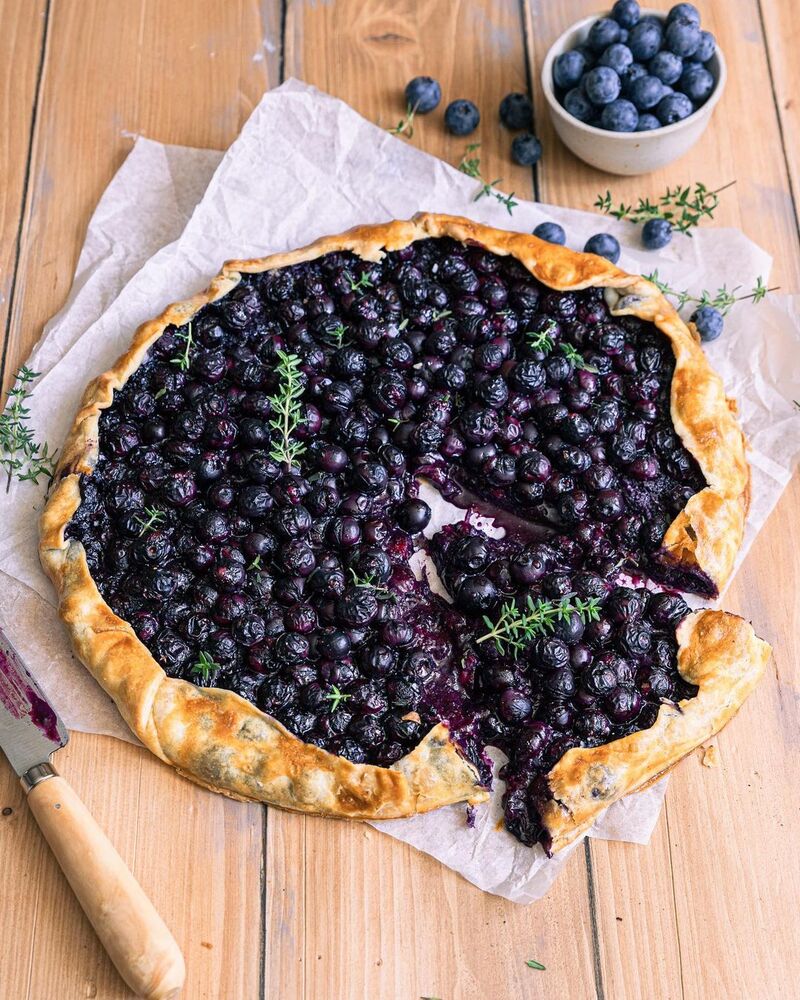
[1, 80, 798, 902]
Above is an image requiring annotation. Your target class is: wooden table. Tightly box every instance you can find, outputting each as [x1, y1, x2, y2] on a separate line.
[1, 2, 798, 997]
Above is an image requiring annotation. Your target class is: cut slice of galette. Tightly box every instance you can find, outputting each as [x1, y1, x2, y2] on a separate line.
[40, 214, 770, 853]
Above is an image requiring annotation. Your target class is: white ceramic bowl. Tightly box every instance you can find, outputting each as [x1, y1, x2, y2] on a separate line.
[541, 11, 726, 175]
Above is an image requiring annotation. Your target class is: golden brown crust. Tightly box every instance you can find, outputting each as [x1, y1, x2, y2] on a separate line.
[539, 609, 771, 851]
[39, 213, 758, 840]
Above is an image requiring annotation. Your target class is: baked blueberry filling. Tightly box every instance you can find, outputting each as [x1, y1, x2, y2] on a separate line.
[66, 236, 705, 848]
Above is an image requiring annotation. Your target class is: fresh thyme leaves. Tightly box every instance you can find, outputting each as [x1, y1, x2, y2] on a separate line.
[169, 322, 194, 371]
[154, 387, 167, 400]
[458, 143, 518, 215]
[526, 959, 546, 971]
[477, 595, 602, 658]
[397, 318, 410, 331]
[327, 323, 348, 348]
[134, 505, 166, 536]
[0, 366, 59, 492]
[247, 555, 262, 570]
[387, 417, 404, 429]
[191, 650, 221, 682]
[348, 567, 392, 599]
[268, 350, 307, 468]
[346, 271, 374, 295]
[431, 309, 452, 321]
[388, 102, 416, 138]
[644, 270, 778, 315]
[324, 684, 352, 712]
[526, 325, 596, 371]
[560, 343, 598, 373]
[594, 181, 736, 236]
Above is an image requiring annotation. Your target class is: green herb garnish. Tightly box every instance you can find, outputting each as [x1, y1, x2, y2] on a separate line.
[134, 505, 166, 536]
[267, 350, 307, 469]
[560, 343, 598, 373]
[191, 650, 221, 682]
[348, 567, 391, 599]
[324, 684, 352, 713]
[526, 959, 546, 971]
[247, 555, 262, 570]
[459, 143, 518, 215]
[0, 366, 58, 492]
[594, 181, 736, 235]
[431, 309, 452, 322]
[346, 272, 374, 295]
[644, 270, 778, 315]
[478, 595, 601, 658]
[154, 387, 167, 400]
[527, 325, 556, 354]
[327, 323, 348, 348]
[169, 322, 194, 371]
[388, 102, 416, 138]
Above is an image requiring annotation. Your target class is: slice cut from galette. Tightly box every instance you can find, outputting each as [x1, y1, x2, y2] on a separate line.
[40, 214, 770, 853]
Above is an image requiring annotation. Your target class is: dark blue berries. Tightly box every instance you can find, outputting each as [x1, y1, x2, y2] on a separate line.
[444, 99, 480, 136]
[499, 92, 533, 129]
[600, 98, 638, 132]
[584, 233, 621, 264]
[553, 50, 587, 90]
[533, 222, 566, 245]
[691, 305, 724, 342]
[584, 66, 622, 105]
[404, 76, 442, 114]
[656, 91, 694, 124]
[511, 133, 543, 166]
[642, 218, 673, 250]
[611, 0, 640, 30]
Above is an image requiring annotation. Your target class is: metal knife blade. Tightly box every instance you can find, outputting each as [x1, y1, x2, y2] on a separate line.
[0, 625, 68, 780]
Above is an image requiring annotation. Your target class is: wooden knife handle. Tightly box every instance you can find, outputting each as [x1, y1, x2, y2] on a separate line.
[26, 774, 185, 999]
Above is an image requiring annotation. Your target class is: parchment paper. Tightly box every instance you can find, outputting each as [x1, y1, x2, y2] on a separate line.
[1, 80, 798, 902]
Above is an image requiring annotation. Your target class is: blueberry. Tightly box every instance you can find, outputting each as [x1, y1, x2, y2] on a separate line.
[694, 30, 716, 63]
[667, 3, 701, 26]
[599, 43, 633, 75]
[511, 133, 542, 166]
[649, 50, 683, 85]
[600, 98, 638, 132]
[454, 574, 498, 613]
[584, 233, 621, 264]
[642, 218, 673, 249]
[665, 16, 701, 58]
[629, 74, 664, 110]
[396, 498, 431, 532]
[636, 113, 661, 131]
[533, 222, 566, 245]
[553, 50, 586, 91]
[628, 20, 663, 61]
[612, 0, 640, 28]
[564, 87, 595, 122]
[656, 92, 694, 124]
[404, 75, 441, 114]
[620, 61, 647, 96]
[587, 17, 622, 53]
[499, 91, 533, 129]
[444, 99, 480, 136]
[678, 63, 715, 103]
[691, 305, 724, 342]
[584, 66, 621, 105]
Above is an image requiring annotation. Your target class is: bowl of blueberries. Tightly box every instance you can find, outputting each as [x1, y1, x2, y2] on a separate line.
[542, 2, 725, 175]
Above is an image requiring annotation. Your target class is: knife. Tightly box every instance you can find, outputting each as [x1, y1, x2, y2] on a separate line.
[0, 625, 185, 999]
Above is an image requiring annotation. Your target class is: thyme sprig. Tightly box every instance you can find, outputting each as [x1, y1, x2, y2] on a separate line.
[134, 505, 166, 536]
[560, 343, 598, 373]
[526, 959, 546, 971]
[526, 325, 596, 371]
[388, 102, 416, 138]
[431, 309, 452, 322]
[247, 555, 262, 570]
[169, 322, 194, 371]
[478, 595, 602, 658]
[347, 272, 374, 295]
[326, 323, 349, 348]
[191, 650, 221, 682]
[0, 366, 58, 492]
[644, 270, 778, 315]
[594, 181, 736, 235]
[459, 144, 518, 215]
[324, 684, 352, 713]
[348, 567, 392, 599]
[268, 350, 307, 469]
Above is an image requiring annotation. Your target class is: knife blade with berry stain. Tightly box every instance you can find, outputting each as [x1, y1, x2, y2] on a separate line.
[0, 625, 185, 999]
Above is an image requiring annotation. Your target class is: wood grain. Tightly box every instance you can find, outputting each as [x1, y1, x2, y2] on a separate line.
[1, 1, 799, 999]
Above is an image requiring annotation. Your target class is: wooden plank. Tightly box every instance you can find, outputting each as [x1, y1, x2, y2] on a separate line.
[525, 3, 800, 998]
[0, 0, 47, 388]
[0, 1, 282, 998]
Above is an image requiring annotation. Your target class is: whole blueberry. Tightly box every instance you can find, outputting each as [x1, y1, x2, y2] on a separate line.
[656, 92, 694, 124]
[628, 20, 663, 61]
[584, 233, 621, 264]
[691, 305, 724, 342]
[587, 17, 622, 53]
[694, 30, 716, 63]
[620, 62, 647, 96]
[600, 98, 638, 132]
[679, 63, 715, 103]
[511, 132, 543, 166]
[629, 74, 664, 110]
[499, 91, 533, 129]
[445, 99, 480, 136]
[599, 43, 633, 75]
[584, 66, 621, 105]
[553, 50, 586, 91]
[612, 0, 640, 29]
[564, 87, 595, 122]
[642, 218, 673, 249]
[404, 76, 441, 114]
[667, 3, 701, 26]
[649, 50, 683, 85]
[665, 16, 701, 58]
[533, 221, 566, 245]
[636, 112, 661, 130]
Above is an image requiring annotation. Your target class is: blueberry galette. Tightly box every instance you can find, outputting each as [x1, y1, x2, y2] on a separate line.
[40, 214, 770, 853]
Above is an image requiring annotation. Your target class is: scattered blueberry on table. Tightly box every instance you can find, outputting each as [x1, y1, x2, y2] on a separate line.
[499, 92, 533, 129]
[553, 2, 717, 131]
[691, 305, 724, 342]
[533, 221, 567, 245]
[445, 99, 480, 136]
[583, 233, 621, 263]
[511, 133, 543, 166]
[641, 218, 673, 250]
[404, 76, 442, 114]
